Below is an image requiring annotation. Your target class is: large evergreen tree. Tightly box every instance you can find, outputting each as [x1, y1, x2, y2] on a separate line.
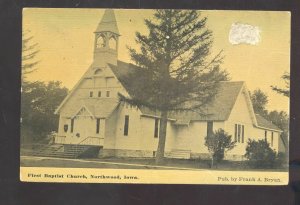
[122, 10, 228, 164]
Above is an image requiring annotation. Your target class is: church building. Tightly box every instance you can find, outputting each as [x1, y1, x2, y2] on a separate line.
[54, 10, 285, 160]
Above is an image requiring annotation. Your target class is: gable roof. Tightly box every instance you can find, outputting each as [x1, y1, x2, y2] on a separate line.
[109, 61, 145, 97]
[255, 114, 282, 132]
[57, 58, 281, 132]
[109, 61, 244, 121]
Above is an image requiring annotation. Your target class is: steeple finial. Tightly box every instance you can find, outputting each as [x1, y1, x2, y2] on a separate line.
[95, 9, 120, 35]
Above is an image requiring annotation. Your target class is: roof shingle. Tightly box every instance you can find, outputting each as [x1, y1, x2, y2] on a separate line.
[255, 114, 282, 131]
[110, 61, 282, 131]
[110, 61, 244, 121]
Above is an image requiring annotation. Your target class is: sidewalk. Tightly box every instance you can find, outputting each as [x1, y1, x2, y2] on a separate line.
[20, 156, 205, 171]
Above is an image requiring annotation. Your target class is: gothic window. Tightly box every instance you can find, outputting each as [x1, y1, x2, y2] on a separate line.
[96, 35, 105, 48]
[108, 37, 117, 50]
[94, 68, 103, 75]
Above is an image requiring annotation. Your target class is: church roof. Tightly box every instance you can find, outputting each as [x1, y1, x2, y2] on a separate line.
[95, 9, 120, 35]
[109, 61, 282, 132]
[109, 61, 243, 121]
[72, 98, 120, 119]
[255, 114, 281, 131]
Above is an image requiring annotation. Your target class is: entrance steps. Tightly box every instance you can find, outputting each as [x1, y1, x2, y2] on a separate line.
[25, 144, 100, 159]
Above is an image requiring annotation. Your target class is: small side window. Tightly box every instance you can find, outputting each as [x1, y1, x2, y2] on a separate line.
[265, 130, 267, 141]
[207, 121, 213, 137]
[71, 119, 74, 133]
[271, 132, 274, 146]
[106, 91, 110, 97]
[90, 91, 93, 97]
[124, 115, 129, 136]
[96, 118, 100, 134]
[98, 91, 101, 97]
[154, 118, 159, 138]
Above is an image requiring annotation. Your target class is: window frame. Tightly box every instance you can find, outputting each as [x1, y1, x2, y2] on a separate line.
[108, 36, 117, 50]
[124, 115, 129, 136]
[207, 121, 214, 137]
[154, 118, 159, 138]
[96, 35, 105, 48]
[96, 118, 100, 134]
[271, 132, 274, 146]
[242, 125, 245, 143]
[234, 123, 245, 143]
[70, 118, 74, 133]
[265, 130, 267, 142]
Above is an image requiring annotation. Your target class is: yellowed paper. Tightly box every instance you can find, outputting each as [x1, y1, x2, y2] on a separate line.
[21, 8, 290, 185]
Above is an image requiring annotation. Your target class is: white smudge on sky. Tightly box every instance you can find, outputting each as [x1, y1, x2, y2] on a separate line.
[229, 23, 261, 45]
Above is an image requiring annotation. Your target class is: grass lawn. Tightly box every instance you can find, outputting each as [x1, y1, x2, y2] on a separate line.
[94, 157, 288, 172]
[20, 155, 288, 172]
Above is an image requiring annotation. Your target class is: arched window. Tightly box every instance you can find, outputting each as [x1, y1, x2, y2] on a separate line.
[96, 35, 105, 48]
[108, 37, 117, 50]
[94, 68, 103, 75]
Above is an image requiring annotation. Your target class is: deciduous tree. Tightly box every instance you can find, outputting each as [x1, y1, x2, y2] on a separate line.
[250, 89, 268, 117]
[21, 81, 68, 143]
[271, 72, 290, 97]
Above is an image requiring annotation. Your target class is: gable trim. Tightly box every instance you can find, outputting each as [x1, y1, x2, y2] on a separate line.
[54, 65, 93, 114]
[228, 83, 258, 126]
[71, 105, 95, 119]
[255, 125, 282, 132]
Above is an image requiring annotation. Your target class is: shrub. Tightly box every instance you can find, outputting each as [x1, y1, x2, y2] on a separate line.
[245, 139, 277, 168]
[276, 152, 288, 168]
[205, 129, 236, 168]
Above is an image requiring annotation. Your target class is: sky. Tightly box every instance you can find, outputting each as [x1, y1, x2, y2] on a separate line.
[23, 8, 290, 112]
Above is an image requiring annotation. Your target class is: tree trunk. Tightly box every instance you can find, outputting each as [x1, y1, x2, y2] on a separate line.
[211, 156, 214, 169]
[155, 110, 168, 165]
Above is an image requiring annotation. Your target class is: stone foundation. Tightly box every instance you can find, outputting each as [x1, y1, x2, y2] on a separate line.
[99, 148, 155, 158]
[98, 149, 116, 158]
[190, 152, 245, 161]
[224, 154, 245, 161]
[190, 153, 211, 160]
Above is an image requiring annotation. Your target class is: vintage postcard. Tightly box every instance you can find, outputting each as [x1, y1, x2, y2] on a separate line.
[20, 8, 290, 185]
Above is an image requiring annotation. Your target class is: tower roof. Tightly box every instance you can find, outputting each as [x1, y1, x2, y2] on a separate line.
[95, 9, 120, 35]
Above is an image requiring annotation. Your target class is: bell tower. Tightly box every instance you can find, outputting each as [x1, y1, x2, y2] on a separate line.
[93, 9, 120, 68]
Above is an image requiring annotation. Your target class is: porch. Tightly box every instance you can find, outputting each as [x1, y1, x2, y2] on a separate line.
[55, 136, 105, 146]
